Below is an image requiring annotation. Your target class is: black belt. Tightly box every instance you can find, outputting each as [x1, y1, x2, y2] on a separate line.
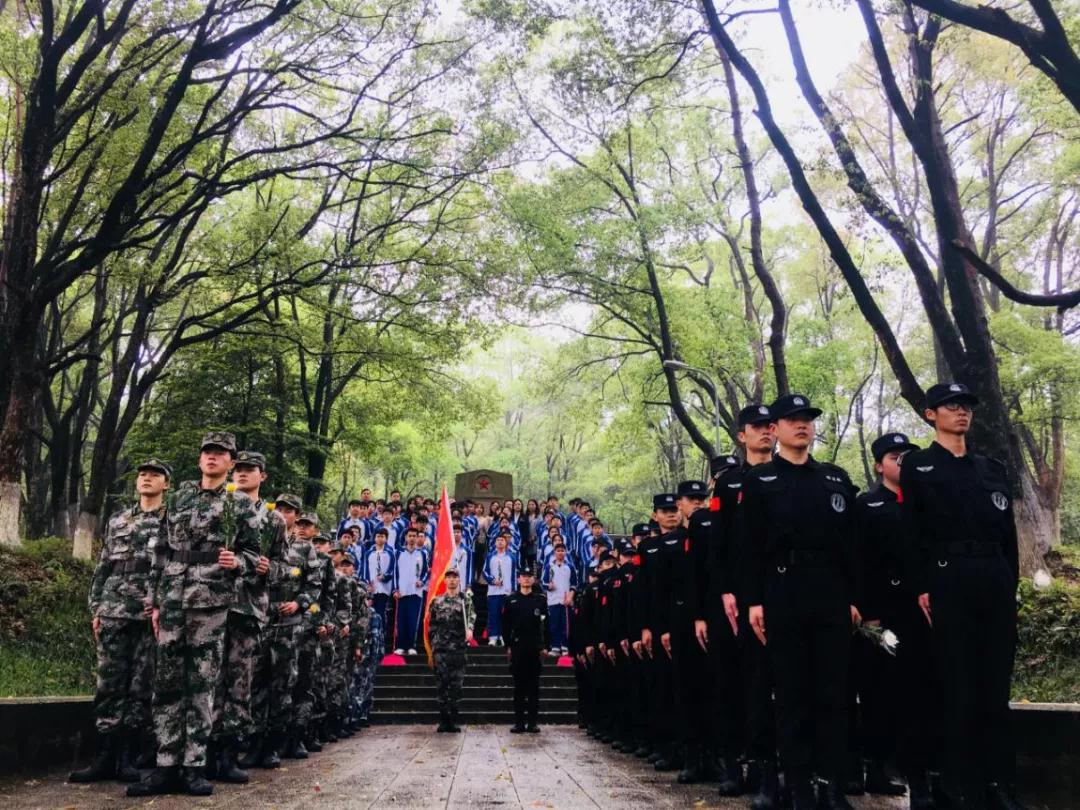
[110, 559, 151, 575]
[943, 541, 1001, 558]
[167, 549, 220, 564]
[774, 549, 837, 567]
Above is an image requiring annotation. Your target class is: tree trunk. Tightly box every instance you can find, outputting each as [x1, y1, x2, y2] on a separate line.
[0, 335, 41, 547]
[72, 509, 99, 561]
[1014, 462, 1057, 578]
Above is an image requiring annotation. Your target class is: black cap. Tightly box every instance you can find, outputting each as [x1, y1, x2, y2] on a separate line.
[235, 450, 266, 470]
[597, 551, 615, 565]
[652, 493, 677, 510]
[710, 455, 740, 477]
[617, 542, 635, 557]
[770, 393, 822, 420]
[738, 403, 772, 427]
[676, 480, 708, 498]
[926, 382, 979, 409]
[871, 432, 920, 462]
[518, 565, 536, 577]
[137, 458, 172, 479]
[631, 522, 650, 538]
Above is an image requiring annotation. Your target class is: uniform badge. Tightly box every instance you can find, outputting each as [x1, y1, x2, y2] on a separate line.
[727, 482, 741, 489]
[534, 607, 541, 615]
[830, 493, 846, 513]
[793, 396, 805, 405]
[916, 465, 934, 473]
[867, 501, 885, 508]
[949, 384, 962, 392]
[760, 475, 777, 482]
[894, 435, 905, 443]
[991, 491, 1009, 511]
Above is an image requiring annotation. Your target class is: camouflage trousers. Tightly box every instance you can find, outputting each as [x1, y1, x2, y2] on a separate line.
[211, 612, 263, 741]
[152, 605, 228, 768]
[433, 651, 466, 714]
[313, 638, 336, 722]
[292, 627, 319, 730]
[93, 616, 155, 735]
[351, 625, 383, 721]
[330, 634, 350, 717]
[251, 622, 300, 735]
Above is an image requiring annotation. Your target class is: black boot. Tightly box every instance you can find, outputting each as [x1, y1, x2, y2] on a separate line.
[864, 759, 906, 796]
[526, 720, 540, 734]
[284, 734, 309, 759]
[907, 770, 934, 810]
[181, 765, 214, 796]
[437, 710, 452, 732]
[69, 731, 118, 783]
[217, 738, 250, 783]
[511, 717, 526, 733]
[448, 709, 462, 733]
[116, 732, 142, 783]
[126, 765, 180, 797]
[260, 732, 283, 769]
[717, 756, 744, 796]
[749, 760, 779, 810]
[238, 734, 263, 769]
[677, 744, 704, 784]
[323, 717, 338, 744]
[986, 783, 1027, 810]
[819, 781, 855, 810]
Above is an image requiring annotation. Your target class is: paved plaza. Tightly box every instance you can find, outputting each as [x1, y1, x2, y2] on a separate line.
[0, 724, 916, 810]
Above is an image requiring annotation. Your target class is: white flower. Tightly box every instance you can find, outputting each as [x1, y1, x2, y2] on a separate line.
[881, 629, 899, 654]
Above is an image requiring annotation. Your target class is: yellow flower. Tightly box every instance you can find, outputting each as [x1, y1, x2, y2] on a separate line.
[309, 603, 320, 614]
[225, 483, 237, 493]
[266, 502, 277, 511]
[290, 567, 301, 578]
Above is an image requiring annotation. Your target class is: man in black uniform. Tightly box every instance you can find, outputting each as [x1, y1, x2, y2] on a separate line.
[742, 394, 859, 810]
[853, 431, 930, 804]
[900, 383, 1024, 810]
[608, 540, 642, 753]
[590, 551, 620, 743]
[619, 525, 651, 757]
[570, 567, 599, 730]
[502, 564, 549, 733]
[632, 498, 679, 767]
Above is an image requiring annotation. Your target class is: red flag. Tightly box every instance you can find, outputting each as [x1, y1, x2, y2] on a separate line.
[422, 485, 455, 668]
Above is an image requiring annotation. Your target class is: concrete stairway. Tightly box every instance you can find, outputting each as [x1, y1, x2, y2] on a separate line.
[371, 644, 578, 725]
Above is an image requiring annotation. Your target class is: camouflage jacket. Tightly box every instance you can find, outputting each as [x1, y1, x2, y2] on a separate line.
[89, 503, 166, 620]
[268, 538, 321, 627]
[427, 592, 476, 653]
[229, 499, 288, 624]
[307, 551, 335, 631]
[333, 569, 353, 630]
[348, 579, 370, 653]
[154, 481, 260, 610]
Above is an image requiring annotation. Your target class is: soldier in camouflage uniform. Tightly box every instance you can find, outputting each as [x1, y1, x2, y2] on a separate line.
[208, 450, 284, 783]
[310, 532, 340, 747]
[338, 553, 369, 734]
[353, 596, 384, 726]
[288, 512, 326, 758]
[244, 493, 320, 768]
[327, 543, 355, 739]
[427, 567, 476, 732]
[71, 459, 170, 784]
[128, 432, 261, 798]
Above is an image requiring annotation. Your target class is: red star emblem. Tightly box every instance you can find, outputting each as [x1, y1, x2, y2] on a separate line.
[477, 476, 491, 490]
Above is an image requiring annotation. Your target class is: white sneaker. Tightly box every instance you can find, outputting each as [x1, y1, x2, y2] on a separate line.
[407, 648, 417, 655]
[488, 638, 498, 646]
[394, 648, 405, 655]
[496, 637, 505, 647]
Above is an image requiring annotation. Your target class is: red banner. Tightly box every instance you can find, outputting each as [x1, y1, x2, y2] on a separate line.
[422, 485, 455, 668]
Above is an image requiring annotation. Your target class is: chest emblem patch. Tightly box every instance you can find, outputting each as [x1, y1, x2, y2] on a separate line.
[991, 491, 1009, 511]
[760, 475, 777, 482]
[916, 465, 934, 473]
[830, 493, 846, 513]
[866, 501, 885, 508]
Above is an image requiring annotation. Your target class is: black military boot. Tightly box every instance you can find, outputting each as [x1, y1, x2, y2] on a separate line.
[749, 760, 779, 810]
[717, 756, 744, 796]
[181, 765, 214, 796]
[323, 717, 339, 744]
[116, 732, 142, 783]
[677, 744, 704, 784]
[260, 732, 283, 769]
[907, 770, 934, 810]
[238, 734, 263, 769]
[303, 725, 322, 753]
[217, 737, 250, 783]
[986, 782, 1027, 810]
[864, 759, 906, 795]
[69, 731, 117, 783]
[819, 780, 855, 810]
[511, 715, 526, 733]
[283, 733, 308, 759]
[126, 765, 180, 796]
[448, 708, 462, 733]
[437, 710, 452, 732]
[526, 719, 540, 734]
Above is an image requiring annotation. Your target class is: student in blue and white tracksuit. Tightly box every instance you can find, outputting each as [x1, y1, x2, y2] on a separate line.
[541, 543, 578, 653]
[393, 530, 429, 654]
[363, 529, 397, 651]
[336, 499, 369, 545]
[483, 533, 517, 646]
[449, 523, 473, 589]
[462, 506, 479, 551]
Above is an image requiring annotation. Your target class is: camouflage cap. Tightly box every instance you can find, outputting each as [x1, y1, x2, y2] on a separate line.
[137, 458, 172, 479]
[444, 567, 460, 578]
[313, 531, 332, 545]
[296, 511, 320, 526]
[275, 492, 302, 510]
[200, 431, 237, 455]
[235, 450, 266, 470]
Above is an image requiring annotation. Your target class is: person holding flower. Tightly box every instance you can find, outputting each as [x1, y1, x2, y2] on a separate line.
[128, 432, 261, 799]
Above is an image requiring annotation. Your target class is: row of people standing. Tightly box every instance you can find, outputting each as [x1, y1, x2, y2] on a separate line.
[72, 435, 381, 798]
[570, 384, 1024, 810]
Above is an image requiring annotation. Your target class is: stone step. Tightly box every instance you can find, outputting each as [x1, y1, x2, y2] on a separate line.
[374, 684, 578, 698]
[374, 697, 579, 712]
[370, 711, 579, 725]
[378, 663, 574, 677]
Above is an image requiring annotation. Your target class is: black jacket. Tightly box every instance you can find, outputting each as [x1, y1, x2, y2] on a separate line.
[502, 589, 549, 650]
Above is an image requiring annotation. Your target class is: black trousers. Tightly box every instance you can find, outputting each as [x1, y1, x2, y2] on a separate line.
[765, 565, 849, 787]
[738, 611, 776, 764]
[471, 583, 489, 640]
[709, 609, 744, 758]
[671, 608, 709, 748]
[648, 634, 677, 749]
[510, 646, 542, 724]
[931, 554, 1016, 797]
